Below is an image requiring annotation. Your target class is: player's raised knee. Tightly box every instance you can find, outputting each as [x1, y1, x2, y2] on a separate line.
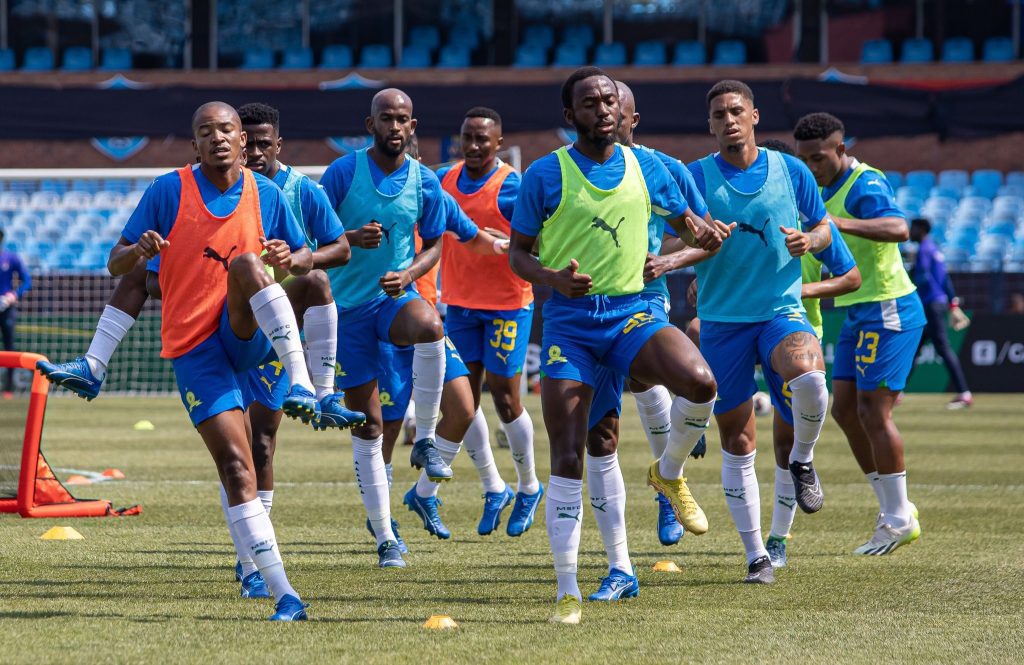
[229, 252, 273, 287]
[415, 312, 445, 343]
[686, 365, 717, 404]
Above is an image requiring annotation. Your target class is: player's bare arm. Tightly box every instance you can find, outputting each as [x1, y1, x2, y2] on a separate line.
[780, 216, 832, 256]
[830, 214, 910, 243]
[463, 228, 510, 256]
[509, 230, 592, 297]
[644, 241, 711, 282]
[347, 221, 383, 249]
[260, 237, 312, 276]
[379, 234, 442, 297]
[801, 266, 862, 299]
[665, 211, 732, 252]
[107, 231, 168, 276]
[311, 234, 352, 270]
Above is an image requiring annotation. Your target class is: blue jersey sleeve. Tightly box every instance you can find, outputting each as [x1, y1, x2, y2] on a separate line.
[13, 255, 31, 298]
[121, 172, 181, 244]
[318, 154, 356, 212]
[417, 166, 447, 241]
[497, 170, 521, 223]
[782, 154, 828, 230]
[846, 171, 906, 220]
[685, 160, 707, 201]
[255, 175, 306, 251]
[436, 165, 453, 181]
[656, 150, 708, 219]
[300, 179, 345, 246]
[813, 221, 856, 276]
[510, 159, 551, 237]
[443, 191, 479, 242]
[633, 147, 688, 219]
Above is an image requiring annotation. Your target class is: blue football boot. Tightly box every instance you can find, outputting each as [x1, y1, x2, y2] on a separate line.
[240, 571, 271, 599]
[403, 486, 451, 539]
[377, 540, 407, 569]
[282, 384, 319, 423]
[268, 594, 309, 621]
[365, 518, 408, 554]
[409, 438, 453, 482]
[477, 485, 515, 536]
[587, 568, 640, 602]
[312, 393, 366, 431]
[234, 560, 243, 582]
[507, 482, 544, 537]
[36, 357, 103, 400]
[690, 434, 707, 459]
[657, 494, 684, 546]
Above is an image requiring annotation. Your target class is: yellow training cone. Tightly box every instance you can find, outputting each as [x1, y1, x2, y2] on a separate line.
[422, 614, 458, 630]
[653, 560, 682, 573]
[40, 526, 84, 540]
[133, 420, 155, 431]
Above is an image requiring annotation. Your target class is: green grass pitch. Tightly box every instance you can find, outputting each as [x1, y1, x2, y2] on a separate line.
[1, 393, 1022, 664]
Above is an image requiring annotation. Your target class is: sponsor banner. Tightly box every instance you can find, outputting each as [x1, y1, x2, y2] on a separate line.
[958, 314, 1024, 393]
[90, 136, 149, 162]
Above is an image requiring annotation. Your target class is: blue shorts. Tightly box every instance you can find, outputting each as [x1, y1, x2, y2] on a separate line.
[171, 333, 248, 428]
[243, 358, 290, 411]
[833, 317, 924, 392]
[700, 311, 817, 416]
[217, 302, 275, 373]
[540, 292, 672, 387]
[335, 289, 421, 390]
[445, 304, 534, 378]
[374, 336, 470, 422]
[585, 293, 668, 430]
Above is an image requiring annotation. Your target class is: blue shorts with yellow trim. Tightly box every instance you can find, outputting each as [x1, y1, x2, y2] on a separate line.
[243, 357, 290, 412]
[335, 289, 422, 390]
[374, 337, 469, 422]
[700, 311, 817, 416]
[445, 303, 534, 378]
[833, 318, 924, 392]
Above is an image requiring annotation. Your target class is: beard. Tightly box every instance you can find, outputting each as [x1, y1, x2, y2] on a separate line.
[576, 120, 618, 149]
[375, 134, 407, 157]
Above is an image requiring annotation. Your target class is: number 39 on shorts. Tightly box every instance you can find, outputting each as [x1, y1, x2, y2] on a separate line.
[490, 318, 518, 351]
[855, 331, 879, 364]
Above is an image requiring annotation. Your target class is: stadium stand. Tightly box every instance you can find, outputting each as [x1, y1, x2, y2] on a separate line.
[593, 42, 627, 67]
[941, 37, 975, 63]
[319, 44, 353, 69]
[61, 47, 92, 71]
[359, 44, 393, 68]
[901, 38, 934, 63]
[409, 25, 442, 51]
[861, 39, 894, 64]
[712, 40, 747, 65]
[673, 41, 706, 66]
[552, 43, 587, 68]
[241, 49, 275, 70]
[513, 44, 547, 67]
[281, 47, 314, 69]
[399, 45, 433, 68]
[21, 47, 53, 71]
[983, 36, 1015, 62]
[437, 45, 471, 68]
[99, 47, 133, 71]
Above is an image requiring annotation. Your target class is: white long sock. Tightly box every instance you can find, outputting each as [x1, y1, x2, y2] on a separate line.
[228, 498, 298, 602]
[546, 475, 583, 601]
[220, 485, 257, 577]
[415, 435, 461, 497]
[302, 304, 338, 400]
[769, 466, 796, 539]
[586, 453, 632, 576]
[85, 305, 135, 380]
[788, 370, 828, 464]
[412, 339, 445, 441]
[250, 283, 314, 392]
[878, 471, 912, 528]
[658, 395, 715, 479]
[352, 435, 394, 546]
[866, 471, 883, 509]
[632, 385, 673, 459]
[722, 449, 768, 564]
[463, 408, 505, 493]
[501, 409, 539, 494]
[257, 489, 273, 516]
[385, 463, 394, 489]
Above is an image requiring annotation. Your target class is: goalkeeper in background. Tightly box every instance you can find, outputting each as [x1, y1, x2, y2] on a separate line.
[0, 227, 32, 399]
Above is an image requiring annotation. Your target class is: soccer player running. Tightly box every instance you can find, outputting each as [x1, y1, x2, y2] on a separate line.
[509, 67, 728, 624]
[108, 102, 313, 620]
[794, 112, 925, 555]
[436, 106, 544, 537]
[688, 81, 833, 585]
[320, 88, 452, 569]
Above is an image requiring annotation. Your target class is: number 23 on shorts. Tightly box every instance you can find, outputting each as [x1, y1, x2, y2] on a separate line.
[856, 330, 879, 364]
[490, 318, 518, 351]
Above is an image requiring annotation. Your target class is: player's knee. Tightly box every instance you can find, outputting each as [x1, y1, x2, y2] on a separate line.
[585, 430, 617, 457]
[251, 433, 275, 474]
[352, 421, 383, 440]
[305, 269, 332, 303]
[856, 394, 886, 431]
[490, 388, 521, 423]
[686, 365, 717, 404]
[415, 315, 445, 343]
[229, 252, 272, 287]
[219, 455, 256, 494]
[550, 447, 584, 478]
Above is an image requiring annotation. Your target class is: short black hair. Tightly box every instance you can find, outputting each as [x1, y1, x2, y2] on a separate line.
[706, 80, 754, 108]
[238, 102, 280, 131]
[911, 217, 932, 234]
[758, 138, 795, 156]
[465, 106, 502, 126]
[561, 66, 614, 110]
[793, 112, 845, 141]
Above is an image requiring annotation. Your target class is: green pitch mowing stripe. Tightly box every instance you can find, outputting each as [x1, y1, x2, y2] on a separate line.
[0, 395, 1022, 664]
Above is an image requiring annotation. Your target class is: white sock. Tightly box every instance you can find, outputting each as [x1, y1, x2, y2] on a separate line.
[250, 283, 314, 392]
[586, 453, 632, 576]
[415, 435, 461, 497]
[722, 449, 768, 564]
[302, 304, 338, 400]
[787, 370, 828, 464]
[463, 407, 505, 493]
[257, 489, 273, 516]
[769, 466, 796, 539]
[220, 484, 256, 577]
[632, 385, 673, 459]
[658, 395, 715, 479]
[877, 471, 912, 528]
[85, 305, 135, 380]
[501, 409, 539, 495]
[228, 498, 298, 602]
[385, 463, 393, 489]
[866, 471, 883, 508]
[546, 475, 583, 601]
[352, 435, 394, 546]
[412, 339, 445, 441]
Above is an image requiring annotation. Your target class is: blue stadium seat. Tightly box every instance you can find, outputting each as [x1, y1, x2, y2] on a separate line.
[986, 221, 1018, 239]
[241, 48, 274, 69]
[399, 45, 432, 68]
[523, 25, 555, 50]
[0, 48, 15, 71]
[593, 42, 626, 67]
[562, 24, 595, 48]
[901, 38, 933, 63]
[712, 40, 746, 65]
[905, 170, 936, 193]
[982, 37, 1014, 63]
[513, 44, 547, 67]
[320, 45, 353, 69]
[941, 37, 974, 63]
[281, 47, 313, 69]
[938, 169, 969, 192]
[409, 25, 441, 51]
[885, 171, 904, 189]
[673, 41, 705, 66]
[861, 39, 893, 64]
[634, 41, 667, 67]
[437, 45, 470, 68]
[997, 184, 1023, 198]
[553, 43, 586, 67]
[359, 44, 392, 68]
[99, 47, 132, 70]
[448, 28, 480, 50]
[971, 170, 1003, 199]
[1005, 171, 1024, 189]
[22, 47, 54, 71]
[62, 46, 92, 71]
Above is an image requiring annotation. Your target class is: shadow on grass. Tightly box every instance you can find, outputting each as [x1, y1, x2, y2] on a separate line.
[0, 610, 74, 619]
